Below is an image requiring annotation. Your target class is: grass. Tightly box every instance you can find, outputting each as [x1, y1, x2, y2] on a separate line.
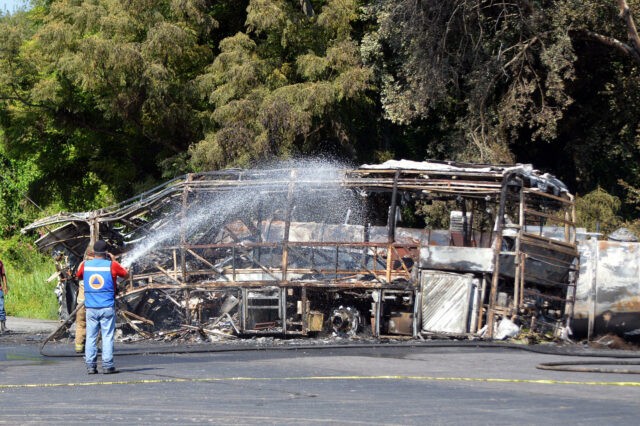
[3, 256, 58, 320]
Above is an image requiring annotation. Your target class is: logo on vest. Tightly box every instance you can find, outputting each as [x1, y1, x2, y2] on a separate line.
[88, 274, 105, 290]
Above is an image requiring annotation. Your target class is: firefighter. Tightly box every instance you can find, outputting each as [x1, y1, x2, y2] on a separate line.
[74, 249, 94, 353]
[77, 240, 128, 374]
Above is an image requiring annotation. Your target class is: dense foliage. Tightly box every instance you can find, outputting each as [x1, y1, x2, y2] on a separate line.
[2, 0, 640, 235]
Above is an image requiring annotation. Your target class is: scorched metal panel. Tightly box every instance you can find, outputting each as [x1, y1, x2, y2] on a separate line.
[421, 271, 475, 333]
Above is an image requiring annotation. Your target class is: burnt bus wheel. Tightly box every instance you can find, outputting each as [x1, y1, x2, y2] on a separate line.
[330, 305, 361, 336]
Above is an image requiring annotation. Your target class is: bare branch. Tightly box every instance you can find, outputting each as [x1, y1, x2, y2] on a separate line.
[570, 29, 640, 64]
[503, 37, 538, 69]
[617, 0, 640, 55]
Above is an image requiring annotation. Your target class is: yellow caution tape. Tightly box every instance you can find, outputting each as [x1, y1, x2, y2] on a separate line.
[1, 375, 640, 389]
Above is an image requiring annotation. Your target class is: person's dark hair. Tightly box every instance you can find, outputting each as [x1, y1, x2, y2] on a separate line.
[93, 240, 108, 255]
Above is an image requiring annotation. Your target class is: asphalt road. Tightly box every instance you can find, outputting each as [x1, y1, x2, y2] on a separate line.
[2, 316, 59, 334]
[1, 335, 640, 424]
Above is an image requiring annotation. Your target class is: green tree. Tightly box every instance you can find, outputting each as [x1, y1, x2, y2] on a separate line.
[575, 187, 622, 234]
[362, 0, 579, 163]
[361, 0, 640, 228]
[190, 0, 372, 169]
[0, 0, 233, 213]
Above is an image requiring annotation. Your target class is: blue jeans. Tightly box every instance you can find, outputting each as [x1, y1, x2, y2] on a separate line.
[85, 306, 115, 369]
[0, 290, 5, 321]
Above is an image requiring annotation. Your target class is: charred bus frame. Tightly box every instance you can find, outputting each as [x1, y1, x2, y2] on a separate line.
[24, 161, 579, 339]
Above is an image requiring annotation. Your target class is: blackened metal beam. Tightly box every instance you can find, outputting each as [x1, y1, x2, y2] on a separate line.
[388, 170, 400, 243]
[486, 171, 516, 338]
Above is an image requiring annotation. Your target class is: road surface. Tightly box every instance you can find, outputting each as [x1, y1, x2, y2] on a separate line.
[1, 331, 639, 424]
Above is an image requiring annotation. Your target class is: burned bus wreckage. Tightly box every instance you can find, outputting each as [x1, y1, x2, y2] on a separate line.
[23, 160, 581, 341]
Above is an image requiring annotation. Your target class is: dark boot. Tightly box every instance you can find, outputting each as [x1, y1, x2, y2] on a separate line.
[0, 320, 5, 333]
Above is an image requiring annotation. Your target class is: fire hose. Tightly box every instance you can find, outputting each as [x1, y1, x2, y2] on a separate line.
[40, 302, 84, 356]
[537, 360, 640, 374]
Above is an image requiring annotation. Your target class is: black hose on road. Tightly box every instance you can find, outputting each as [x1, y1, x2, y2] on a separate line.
[537, 360, 640, 374]
[40, 302, 83, 356]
